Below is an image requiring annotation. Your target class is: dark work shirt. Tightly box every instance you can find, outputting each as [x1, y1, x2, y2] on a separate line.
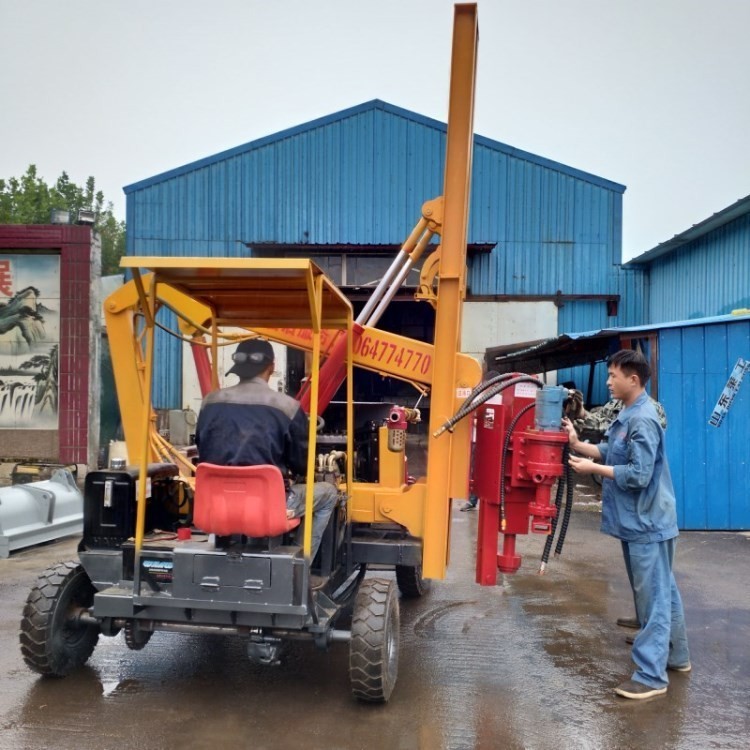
[195, 377, 309, 475]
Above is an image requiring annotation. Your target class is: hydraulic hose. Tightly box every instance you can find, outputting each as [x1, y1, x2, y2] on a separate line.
[434, 375, 544, 437]
[498, 401, 537, 531]
[457, 372, 517, 413]
[539, 443, 569, 574]
[554, 456, 575, 557]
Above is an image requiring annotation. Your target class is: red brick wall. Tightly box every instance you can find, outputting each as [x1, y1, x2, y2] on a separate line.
[0, 225, 96, 464]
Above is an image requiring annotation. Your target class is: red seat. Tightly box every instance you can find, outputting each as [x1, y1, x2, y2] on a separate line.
[193, 463, 300, 538]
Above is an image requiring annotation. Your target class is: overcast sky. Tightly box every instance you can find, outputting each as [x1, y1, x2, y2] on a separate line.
[2, 0, 749, 260]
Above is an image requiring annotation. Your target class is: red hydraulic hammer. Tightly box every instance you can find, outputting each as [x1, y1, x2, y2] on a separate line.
[473, 380, 568, 584]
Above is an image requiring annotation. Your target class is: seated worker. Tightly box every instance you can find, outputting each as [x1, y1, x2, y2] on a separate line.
[195, 338, 337, 559]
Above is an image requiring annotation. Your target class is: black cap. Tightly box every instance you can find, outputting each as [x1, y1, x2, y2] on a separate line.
[227, 338, 275, 379]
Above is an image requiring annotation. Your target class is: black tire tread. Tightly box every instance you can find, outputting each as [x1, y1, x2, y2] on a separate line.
[124, 621, 153, 651]
[19, 561, 99, 676]
[349, 578, 399, 702]
[395, 565, 432, 599]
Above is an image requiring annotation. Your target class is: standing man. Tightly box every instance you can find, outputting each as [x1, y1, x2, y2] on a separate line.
[562, 349, 690, 700]
[195, 338, 337, 560]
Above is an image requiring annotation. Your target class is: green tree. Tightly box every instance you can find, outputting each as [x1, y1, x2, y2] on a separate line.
[0, 165, 126, 275]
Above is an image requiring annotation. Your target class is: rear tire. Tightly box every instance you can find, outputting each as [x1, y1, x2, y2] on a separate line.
[20, 561, 99, 676]
[395, 564, 432, 599]
[349, 578, 399, 703]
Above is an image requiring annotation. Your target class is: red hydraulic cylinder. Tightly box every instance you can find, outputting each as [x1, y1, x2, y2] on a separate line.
[191, 340, 214, 397]
[297, 323, 364, 414]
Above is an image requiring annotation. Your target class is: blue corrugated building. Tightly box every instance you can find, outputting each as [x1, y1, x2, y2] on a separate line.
[124, 100, 643, 407]
[628, 194, 750, 322]
[620, 196, 750, 529]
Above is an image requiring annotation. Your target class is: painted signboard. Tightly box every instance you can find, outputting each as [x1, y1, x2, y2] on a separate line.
[0, 254, 59, 429]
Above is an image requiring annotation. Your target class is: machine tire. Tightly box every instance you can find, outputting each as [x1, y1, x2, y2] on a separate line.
[20, 561, 99, 677]
[349, 578, 399, 703]
[124, 621, 153, 651]
[395, 564, 432, 599]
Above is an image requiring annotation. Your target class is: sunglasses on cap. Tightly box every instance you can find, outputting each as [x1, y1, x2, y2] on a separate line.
[231, 351, 272, 364]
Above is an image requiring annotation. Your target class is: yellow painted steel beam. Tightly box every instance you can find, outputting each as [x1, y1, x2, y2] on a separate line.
[422, 3, 478, 579]
[104, 278, 216, 467]
[346, 306, 354, 522]
[252, 325, 479, 389]
[134, 272, 157, 552]
[302, 274, 323, 557]
[349, 481, 427, 536]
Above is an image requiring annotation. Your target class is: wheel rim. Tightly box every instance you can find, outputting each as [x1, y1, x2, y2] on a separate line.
[56, 576, 95, 648]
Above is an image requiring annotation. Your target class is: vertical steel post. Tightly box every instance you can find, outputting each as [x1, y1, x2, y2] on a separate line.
[422, 3, 478, 579]
[134, 272, 157, 552]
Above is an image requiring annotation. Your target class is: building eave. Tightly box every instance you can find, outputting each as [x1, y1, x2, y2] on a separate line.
[628, 193, 750, 266]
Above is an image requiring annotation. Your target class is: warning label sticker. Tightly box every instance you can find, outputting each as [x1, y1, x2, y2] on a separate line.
[514, 382, 539, 399]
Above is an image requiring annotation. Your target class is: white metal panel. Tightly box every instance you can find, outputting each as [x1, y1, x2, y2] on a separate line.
[461, 301, 558, 372]
[182, 334, 288, 414]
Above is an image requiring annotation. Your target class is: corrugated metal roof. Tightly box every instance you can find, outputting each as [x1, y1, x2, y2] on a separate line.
[125, 99, 629, 285]
[628, 193, 750, 265]
[124, 100, 625, 196]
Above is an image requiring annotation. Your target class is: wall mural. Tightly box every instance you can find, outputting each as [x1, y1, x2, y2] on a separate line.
[0, 254, 60, 430]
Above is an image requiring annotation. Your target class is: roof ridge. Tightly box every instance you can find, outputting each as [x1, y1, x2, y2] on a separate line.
[124, 99, 624, 195]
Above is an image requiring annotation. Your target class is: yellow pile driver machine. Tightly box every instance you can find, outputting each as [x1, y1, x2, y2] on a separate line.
[20, 4, 572, 702]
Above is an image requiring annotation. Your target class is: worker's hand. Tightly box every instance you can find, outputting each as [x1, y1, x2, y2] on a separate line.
[286, 509, 296, 520]
[569, 454, 596, 475]
[561, 417, 580, 448]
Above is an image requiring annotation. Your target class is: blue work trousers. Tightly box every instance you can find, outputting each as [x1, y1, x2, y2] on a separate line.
[287, 482, 337, 559]
[622, 538, 690, 688]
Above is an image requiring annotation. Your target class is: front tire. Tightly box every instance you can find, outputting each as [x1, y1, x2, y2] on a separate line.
[395, 564, 432, 599]
[349, 578, 399, 703]
[20, 561, 100, 676]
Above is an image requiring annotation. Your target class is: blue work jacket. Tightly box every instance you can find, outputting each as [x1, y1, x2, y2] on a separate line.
[597, 391, 679, 543]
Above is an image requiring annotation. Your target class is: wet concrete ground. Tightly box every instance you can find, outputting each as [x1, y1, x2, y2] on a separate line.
[1, 486, 749, 750]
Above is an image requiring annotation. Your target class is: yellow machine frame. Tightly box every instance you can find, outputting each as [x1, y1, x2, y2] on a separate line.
[103, 3, 479, 579]
[118, 258, 354, 559]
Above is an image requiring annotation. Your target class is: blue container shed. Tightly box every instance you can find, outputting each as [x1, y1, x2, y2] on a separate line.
[659, 313, 750, 530]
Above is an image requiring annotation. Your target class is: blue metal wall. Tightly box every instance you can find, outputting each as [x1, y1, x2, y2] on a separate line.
[125, 104, 447, 254]
[645, 213, 750, 323]
[468, 151, 624, 295]
[124, 100, 642, 408]
[659, 317, 750, 530]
